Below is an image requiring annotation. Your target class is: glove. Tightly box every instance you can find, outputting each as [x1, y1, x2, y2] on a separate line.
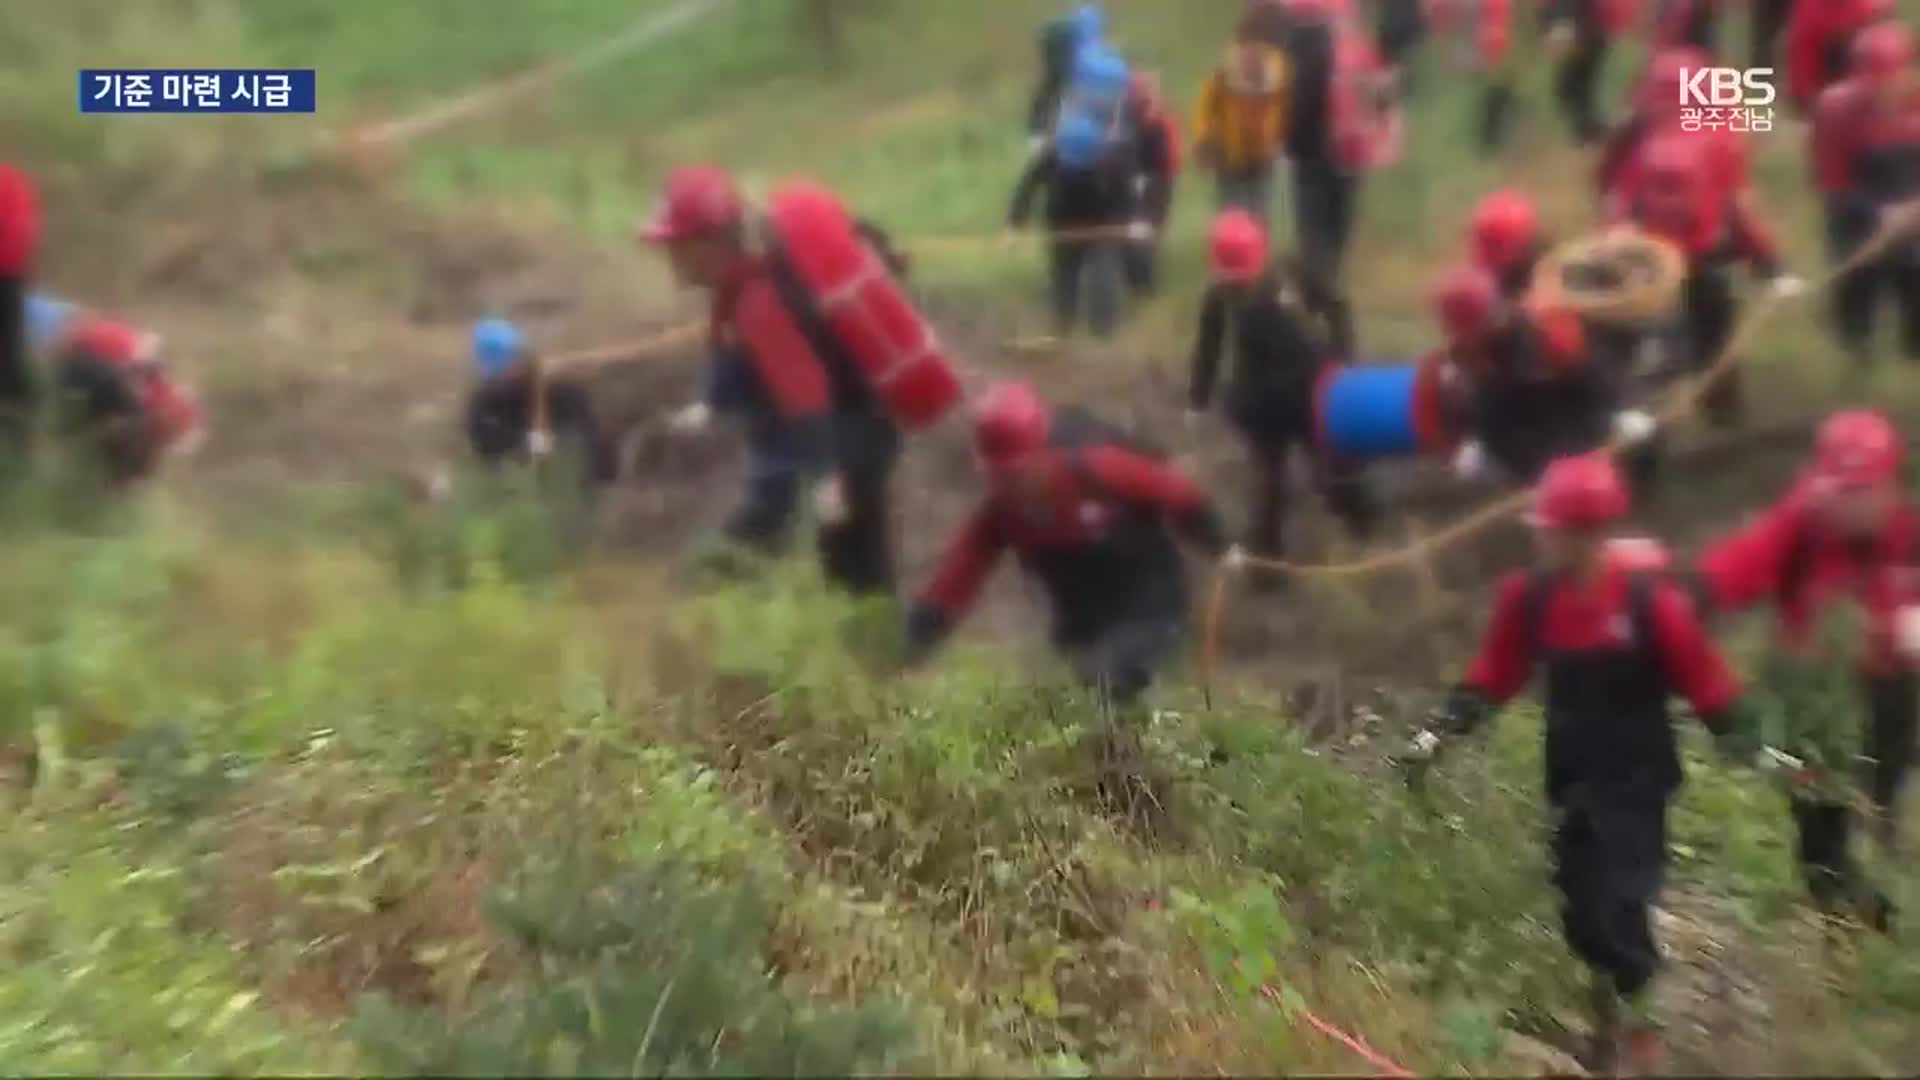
[1433, 687, 1493, 737]
[813, 475, 848, 525]
[1221, 543, 1250, 573]
[526, 428, 554, 457]
[1183, 407, 1205, 433]
[1543, 20, 1574, 58]
[1897, 605, 1920, 662]
[1451, 441, 1487, 481]
[1026, 133, 1048, 156]
[1395, 727, 1447, 788]
[668, 402, 712, 435]
[1768, 273, 1808, 300]
[1612, 409, 1657, 445]
[1125, 220, 1154, 242]
[901, 603, 952, 668]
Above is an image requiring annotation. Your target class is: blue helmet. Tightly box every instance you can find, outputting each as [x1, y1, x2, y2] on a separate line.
[1072, 3, 1105, 45]
[471, 317, 525, 377]
[1053, 112, 1109, 168]
[24, 294, 71, 350]
[1071, 45, 1129, 98]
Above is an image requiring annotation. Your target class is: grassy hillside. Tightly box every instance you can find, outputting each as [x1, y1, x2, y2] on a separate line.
[4, 0, 1920, 1074]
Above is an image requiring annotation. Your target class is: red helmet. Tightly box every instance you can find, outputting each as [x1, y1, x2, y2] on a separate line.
[63, 317, 156, 364]
[1468, 190, 1539, 272]
[1813, 409, 1903, 489]
[1636, 47, 1710, 114]
[1433, 265, 1499, 342]
[1530, 452, 1630, 530]
[638, 165, 743, 244]
[1209, 210, 1268, 283]
[974, 380, 1051, 466]
[1852, 22, 1913, 82]
[0, 163, 40, 277]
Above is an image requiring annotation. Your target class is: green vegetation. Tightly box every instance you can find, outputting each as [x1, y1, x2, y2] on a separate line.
[5, 0, 1920, 1074]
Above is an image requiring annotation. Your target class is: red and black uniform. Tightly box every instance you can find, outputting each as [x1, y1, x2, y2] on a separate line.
[1608, 136, 1784, 427]
[1787, 0, 1891, 113]
[1696, 487, 1919, 921]
[1190, 271, 1378, 566]
[1438, 562, 1742, 998]
[0, 164, 40, 456]
[906, 410, 1228, 704]
[1810, 71, 1920, 361]
[705, 249, 902, 595]
[1460, 308, 1628, 484]
[47, 319, 202, 484]
[1009, 141, 1138, 339]
[465, 370, 616, 493]
[1124, 86, 1180, 297]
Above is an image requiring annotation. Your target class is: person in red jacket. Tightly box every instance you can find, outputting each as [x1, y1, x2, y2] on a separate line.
[45, 315, 204, 485]
[1607, 132, 1801, 428]
[1597, 47, 1735, 205]
[641, 165, 902, 597]
[1694, 410, 1916, 931]
[1401, 451, 1752, 1075]
[1433, 265, 1660, 491]
[0, 164, 41, 457]
[1787, 0, 1893, 113]
[902, 381, 1232, 709]
[1123, 71, 1180, 299]
[1810, 23, 1920, 366]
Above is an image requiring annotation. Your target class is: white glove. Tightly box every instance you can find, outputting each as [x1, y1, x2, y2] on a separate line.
[426, 468, 453, 502]
[1406, 728, 1443, 762]
[1612, 409, 1657, 445]
[1125, 220, 1154, 242]
[1769, 273, 1808, 299]
[1133, 175, 1149, 196]
[526, 428, 554, 457]
[1183, 407, 1205, 433]
[813, 476, 848, 525]
[1897, 605, 1920, 661]
[668, 402, 712, 434]
[1451, 441, 1487, 480]
[1222, 544, 1250, 573]
[1027, 133, 1048, 156]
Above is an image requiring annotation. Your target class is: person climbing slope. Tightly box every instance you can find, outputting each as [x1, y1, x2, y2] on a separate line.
[1188, 210, 1377, 586]
[1400, 451, 1757, 1076]
[1693, 409, 1917, 933]
[1010, 104, 1141, 339]
[904, 381, 1235, 712]
[0, 164, 42, 457]
[464, 318, 616, 493]
[1192, 38, 1292, 232]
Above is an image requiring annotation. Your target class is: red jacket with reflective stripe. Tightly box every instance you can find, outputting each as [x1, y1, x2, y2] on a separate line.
[709, 256, 830, 420]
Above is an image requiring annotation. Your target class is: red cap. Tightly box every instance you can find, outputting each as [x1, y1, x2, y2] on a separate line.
[0, 164, 41, 277]
[1433, 264, 1499, 342]
[1531, 452, 1630, 529]
[1209, 209, 1268, 284]
[1469, 189, 1539, 273]
[1853, 22, 1913, 81]
[638, 165, 743, 244]
[973, 380, 1050, 466]
[1636, 47, 1710, 114]
[1813, 409, 1902, 489]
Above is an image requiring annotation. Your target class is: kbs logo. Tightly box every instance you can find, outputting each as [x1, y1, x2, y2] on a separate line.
[1678, 67, 1775, 133]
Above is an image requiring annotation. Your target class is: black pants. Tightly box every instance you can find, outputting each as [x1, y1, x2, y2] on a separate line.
[1554, 785, 1670, 996]
[1291, 157, 1359, 357]
[1376, 0, 1426, 69]
[1554, 30, 1609, 144]
[1679, 265, 1742, 426]
[1048, 237, 1124, 339]
[0, 275, 32, 456]
[1792, 672, 1917, 914]
[1478, 80, 1516, 152]
[1066, 613, 1184, 709]
[1124, 200, 1170, 299]
[1244, 427, 1378, 564]
[816, 418, 900, 597]
[1826, 197, 1920, 363]
[1751, 0, 1795, 70]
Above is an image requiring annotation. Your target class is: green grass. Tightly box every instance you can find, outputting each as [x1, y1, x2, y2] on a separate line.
[6, 0, 1920, 1074]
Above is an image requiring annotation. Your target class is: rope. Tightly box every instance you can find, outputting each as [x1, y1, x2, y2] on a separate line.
[1259, 983, 1416, 1078]
[1198, 208, 1920, 691]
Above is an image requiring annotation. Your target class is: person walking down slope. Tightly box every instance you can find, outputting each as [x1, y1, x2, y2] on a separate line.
[1011, 111, 1139, 339]
[903, 381, 1234, 715]
[1192, 39, 1291, 233]
[1400, 452, 1758, 1076]
[1810, 23, 1920, 366]
[464, 318, 617, 494]
[1693, 410, 1918, 933]
[1188, 210, 1377, 587]
[0, 164, 42, 457]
